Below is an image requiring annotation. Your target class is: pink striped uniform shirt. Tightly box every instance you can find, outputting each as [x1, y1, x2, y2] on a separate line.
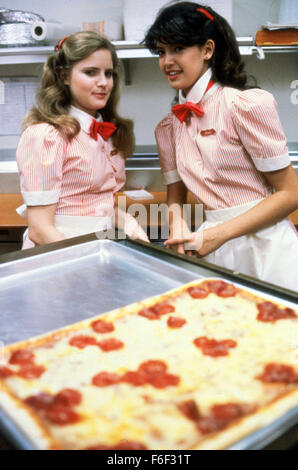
[16, 106, 126, 217]
[155, 71, 290, 210]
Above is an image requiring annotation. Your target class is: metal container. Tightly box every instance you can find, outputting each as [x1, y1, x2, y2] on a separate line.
[0, 8, 44, 47]
[0, 24, 42, 47]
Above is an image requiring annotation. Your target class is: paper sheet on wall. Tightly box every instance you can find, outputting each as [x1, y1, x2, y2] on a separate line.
[0, 77, 39, 136]
[263, 22, 298, 30]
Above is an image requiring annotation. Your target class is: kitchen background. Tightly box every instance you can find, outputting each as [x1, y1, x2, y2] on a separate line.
[0, 0, 297, 254]
[0, 0, 297, 147]
[1, 4, 298, 454]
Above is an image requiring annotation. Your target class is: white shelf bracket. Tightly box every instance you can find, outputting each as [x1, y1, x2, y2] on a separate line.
[256, 47, 265, 60]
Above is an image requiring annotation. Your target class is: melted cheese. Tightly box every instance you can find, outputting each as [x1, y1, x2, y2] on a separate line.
[3, 282, 298, 450]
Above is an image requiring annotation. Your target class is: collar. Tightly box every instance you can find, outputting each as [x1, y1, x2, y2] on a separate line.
[179, 68, 217, 104]
[70, 106, 103, 134]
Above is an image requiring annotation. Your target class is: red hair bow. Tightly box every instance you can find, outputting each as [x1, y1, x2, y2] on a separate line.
[90, 119, 117, 141]
[172, 102, 204, 122]
[197, 7, 214, 21]
[56, 36, 69, 51]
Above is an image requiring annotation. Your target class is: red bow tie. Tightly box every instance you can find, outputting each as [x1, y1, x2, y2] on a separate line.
[172, 79, 215, 122]
[172, 102, 204, 122]
[90, 119, 117, 141]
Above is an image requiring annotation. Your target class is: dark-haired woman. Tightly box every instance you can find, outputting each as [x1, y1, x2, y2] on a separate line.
[16, 31, 148, 248]
[144, 2, 298, 290]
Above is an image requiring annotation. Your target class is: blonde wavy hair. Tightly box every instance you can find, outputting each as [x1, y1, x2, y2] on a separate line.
[24, 31, 135, 157]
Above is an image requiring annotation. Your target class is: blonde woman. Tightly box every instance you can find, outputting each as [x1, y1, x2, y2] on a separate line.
[17, 31, 148, 248]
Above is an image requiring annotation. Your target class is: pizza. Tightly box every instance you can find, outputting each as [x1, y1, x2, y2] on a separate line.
[0, 278, 297, 450]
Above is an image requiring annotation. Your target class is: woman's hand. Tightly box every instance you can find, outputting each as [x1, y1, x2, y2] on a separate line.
[165, 224, 196, 256]
[128, 223, 150, 243]
[164, 225, 227, 258]
[114, 206, 149, 243]
[168, 241, 191, 256]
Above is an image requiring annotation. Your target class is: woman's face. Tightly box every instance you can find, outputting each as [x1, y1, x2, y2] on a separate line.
[156, 42, 213, 95]
[64, 49, 114, 116]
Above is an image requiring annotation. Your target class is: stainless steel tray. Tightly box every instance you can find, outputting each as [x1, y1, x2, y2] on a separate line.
[0, 238, 297, 450]
[0, 240, 201, 345]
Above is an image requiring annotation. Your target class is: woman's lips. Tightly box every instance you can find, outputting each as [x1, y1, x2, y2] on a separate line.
[93, 93, 106, 98]
[167, 71, 182, 81]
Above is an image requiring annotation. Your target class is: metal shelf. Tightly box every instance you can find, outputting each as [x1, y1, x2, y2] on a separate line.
[255, 45, 298, 53]
[0, 43, 154, 64]
[1, 38, 298, 65]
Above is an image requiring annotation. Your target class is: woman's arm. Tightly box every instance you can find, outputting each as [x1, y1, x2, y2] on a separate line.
[27, 204, 66, 245]
[166, 165, 298, 256]
[166, 180, 192, 255]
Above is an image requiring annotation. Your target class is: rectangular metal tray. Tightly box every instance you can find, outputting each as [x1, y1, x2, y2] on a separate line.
[0, 238, 297, 450]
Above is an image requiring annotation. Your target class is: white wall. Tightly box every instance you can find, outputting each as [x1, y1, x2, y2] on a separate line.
[0, 0, 282, 34]
[0, 0, 124, 27]
[0, 0, 297, 145]
[244, 54, 298, 143]
[233, 0, 280, 36]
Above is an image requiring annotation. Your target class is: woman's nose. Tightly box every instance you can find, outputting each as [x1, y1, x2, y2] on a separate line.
[163, 52, 175, 65]
[96, 73, 107, 86]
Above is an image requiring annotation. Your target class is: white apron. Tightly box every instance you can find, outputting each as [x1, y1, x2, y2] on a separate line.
[22, 214, 113, 250]
[198, 199, 298, 292]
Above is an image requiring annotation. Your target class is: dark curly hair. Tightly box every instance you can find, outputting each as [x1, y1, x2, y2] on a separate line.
[144, 1, 249, 90]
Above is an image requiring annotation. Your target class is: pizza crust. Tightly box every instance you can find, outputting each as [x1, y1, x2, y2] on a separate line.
[193, 388, 298, 450]
[0, 383, 58, 450]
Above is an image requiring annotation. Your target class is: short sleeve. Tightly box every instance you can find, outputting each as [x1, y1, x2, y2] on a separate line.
[231, 89, 290, 172]
[16, 123, 66, 206]
[155, 114, 182, 185]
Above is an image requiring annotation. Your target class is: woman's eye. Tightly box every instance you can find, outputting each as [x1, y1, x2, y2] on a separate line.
[85, 70, 95, 76]
[105, 71, 113, 78]
[174, 46, 184, 53]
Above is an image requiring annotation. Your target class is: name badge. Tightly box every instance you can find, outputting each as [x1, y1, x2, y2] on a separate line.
[200, 129, 216, 137]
